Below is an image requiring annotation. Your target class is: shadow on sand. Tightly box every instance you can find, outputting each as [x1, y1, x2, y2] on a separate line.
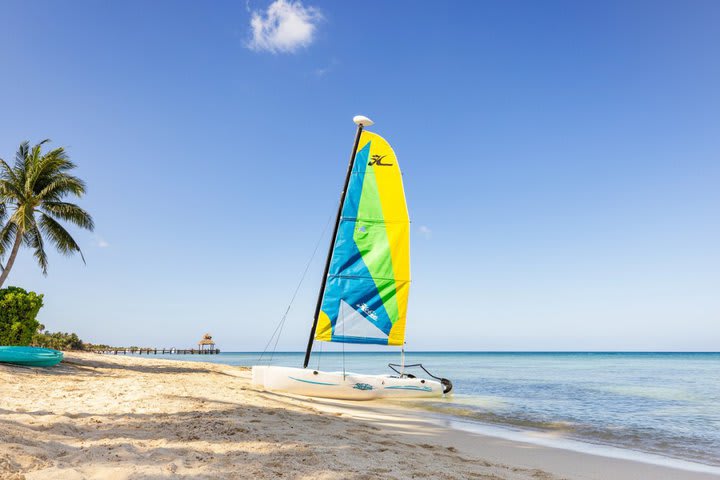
[0, 355, 535, 480]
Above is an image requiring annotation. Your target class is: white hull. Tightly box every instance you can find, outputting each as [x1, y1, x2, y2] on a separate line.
[252, 365, 444, 400]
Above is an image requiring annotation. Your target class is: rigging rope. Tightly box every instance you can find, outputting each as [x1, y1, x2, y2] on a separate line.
[258, 215, 333, 364]
[316, 341, 323, 371]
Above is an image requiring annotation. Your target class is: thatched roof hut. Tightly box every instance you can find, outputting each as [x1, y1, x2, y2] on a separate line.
[198, 333, 215, 351]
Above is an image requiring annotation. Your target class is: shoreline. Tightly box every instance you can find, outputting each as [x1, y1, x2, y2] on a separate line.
[301, 393, 720, 480]
[1, 353, 718, 479]
[445, 416, 720, 475]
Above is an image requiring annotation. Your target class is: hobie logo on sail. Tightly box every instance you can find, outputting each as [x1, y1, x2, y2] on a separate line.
[368, 154, 393, 167]
[356, 303, 378, 320]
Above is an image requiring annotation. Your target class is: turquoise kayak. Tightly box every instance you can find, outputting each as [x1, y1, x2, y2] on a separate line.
[0, 346, 63, 367]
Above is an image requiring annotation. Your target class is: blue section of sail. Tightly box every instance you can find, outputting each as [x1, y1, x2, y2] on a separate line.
[322, 276, 393, 342]
[319, 142, 394, 343]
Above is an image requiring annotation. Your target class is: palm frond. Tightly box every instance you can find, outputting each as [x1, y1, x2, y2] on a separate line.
[25, 143, 44, 193]
[28, 147, 76, 194]
[24, 221, 49, 275]
[12, 141, 32, 196]
[0, 158, 22, 199]
[0, 179, 26, 203]
[14, 141, 30, 170]
[41, 201, 94, 231]
[0, 157, 18, 181]
[36, 174, 86, 201]
[39, 213, 85, 264]
[0, 221, 17, 259]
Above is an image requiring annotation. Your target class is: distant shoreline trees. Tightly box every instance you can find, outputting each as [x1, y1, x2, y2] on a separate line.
[31, 329, 85, 351]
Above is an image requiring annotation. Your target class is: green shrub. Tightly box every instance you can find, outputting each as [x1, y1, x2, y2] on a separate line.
[0, 287, 44, 346]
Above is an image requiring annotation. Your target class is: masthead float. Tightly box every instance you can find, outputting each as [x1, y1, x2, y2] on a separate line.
[252, 115, 452, 400]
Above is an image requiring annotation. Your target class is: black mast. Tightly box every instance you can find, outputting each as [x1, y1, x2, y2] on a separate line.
[303, 118, 368, 368]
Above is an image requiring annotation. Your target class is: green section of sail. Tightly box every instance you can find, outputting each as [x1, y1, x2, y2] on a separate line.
[353, 163, 399, 325]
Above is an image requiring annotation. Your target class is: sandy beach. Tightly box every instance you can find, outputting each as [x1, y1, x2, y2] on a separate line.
[1, 353, 717, 480]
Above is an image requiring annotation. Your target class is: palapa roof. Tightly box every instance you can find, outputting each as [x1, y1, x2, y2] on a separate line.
[198, 333, 215, 346]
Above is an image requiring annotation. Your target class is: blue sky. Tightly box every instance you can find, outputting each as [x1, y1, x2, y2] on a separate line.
[1, 0, 718, 351]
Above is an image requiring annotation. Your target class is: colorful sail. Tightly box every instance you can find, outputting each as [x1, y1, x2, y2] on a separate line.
[315, 130, 410, 346]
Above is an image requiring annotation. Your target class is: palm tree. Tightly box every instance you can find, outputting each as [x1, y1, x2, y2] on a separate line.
[0, 140, 94, 288]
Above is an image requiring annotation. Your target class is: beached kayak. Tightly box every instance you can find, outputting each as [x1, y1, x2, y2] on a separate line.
[0, 346, 63, 367]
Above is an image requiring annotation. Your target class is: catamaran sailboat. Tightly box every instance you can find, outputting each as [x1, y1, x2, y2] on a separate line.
[252, 115, 452, 400]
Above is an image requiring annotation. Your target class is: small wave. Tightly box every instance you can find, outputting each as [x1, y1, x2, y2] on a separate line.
[595, 384, 704, 402]
[412, 400, 578, 433]
[409, 399, 720, 468]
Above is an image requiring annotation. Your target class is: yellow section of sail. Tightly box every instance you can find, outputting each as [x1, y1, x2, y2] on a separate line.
[315, 311, 333, 342]
[361, 131, 411, 346]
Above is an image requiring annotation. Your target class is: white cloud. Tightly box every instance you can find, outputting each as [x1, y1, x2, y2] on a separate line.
[313, 58, 338, 77]
[94, 235, 110, 248]
[418, 225, 432, 239]
[248, 0, 322, 54]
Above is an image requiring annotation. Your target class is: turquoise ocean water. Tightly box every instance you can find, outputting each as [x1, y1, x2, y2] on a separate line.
[141, 351, 720, 469]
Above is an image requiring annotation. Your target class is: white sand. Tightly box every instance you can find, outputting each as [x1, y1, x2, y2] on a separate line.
[0, 353, 717, 480]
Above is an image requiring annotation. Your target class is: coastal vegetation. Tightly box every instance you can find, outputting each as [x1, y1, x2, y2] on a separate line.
[30, 331, 134, 352]
[0, 286, 43, 346]
[0, 140, 94, 288]
[31, 329, 85, 351]
[0, 285, 93, 350]
[0, 285, 188, 351]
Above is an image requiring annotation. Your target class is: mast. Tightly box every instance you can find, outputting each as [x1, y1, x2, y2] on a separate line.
[303, 115, 374, 368]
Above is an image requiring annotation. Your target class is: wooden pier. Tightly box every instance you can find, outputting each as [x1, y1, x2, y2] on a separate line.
[93, 333, 220, 356]
[93, 348, 220, 355]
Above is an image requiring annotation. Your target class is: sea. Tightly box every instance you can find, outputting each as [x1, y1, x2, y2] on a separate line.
[140, 351, 720, 472]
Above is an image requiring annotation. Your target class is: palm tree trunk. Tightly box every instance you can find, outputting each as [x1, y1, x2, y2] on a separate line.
[0, 230, 23, 289]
